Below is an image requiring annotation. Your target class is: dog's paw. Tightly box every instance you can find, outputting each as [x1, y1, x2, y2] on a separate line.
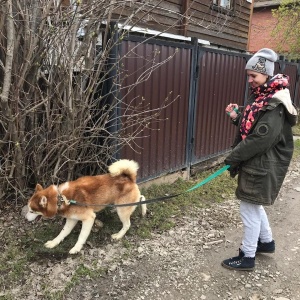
[69, 245, 82, 254]
[45, 240, 59, 249]
[111, 233, 122, 240]
[92, 219, 103, 233]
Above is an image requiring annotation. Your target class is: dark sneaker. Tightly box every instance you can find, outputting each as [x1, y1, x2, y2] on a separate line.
[222, 256, 255, 271]
[222, 248, 245, 263]
[256, 239, 275, 254]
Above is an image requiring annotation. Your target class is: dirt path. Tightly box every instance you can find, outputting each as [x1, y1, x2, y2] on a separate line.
[64, 158, 300, 300]
[1, 157, 300, 300]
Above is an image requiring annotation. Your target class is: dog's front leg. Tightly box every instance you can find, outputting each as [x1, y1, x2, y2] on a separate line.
[45, 218, 78, 249]
[69, 217, 95, 254]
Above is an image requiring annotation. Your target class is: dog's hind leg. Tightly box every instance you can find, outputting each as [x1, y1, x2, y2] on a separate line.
[69, 215, 95, 254]
[111, 207, 135, 240]
[140, 195, 147, 217]
[45, 218, 78, 249]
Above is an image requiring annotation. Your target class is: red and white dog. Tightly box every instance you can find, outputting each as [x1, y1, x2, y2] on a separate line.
[25, 159, 146, 254]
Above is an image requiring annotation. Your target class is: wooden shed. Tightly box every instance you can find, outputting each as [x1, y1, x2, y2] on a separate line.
[61, 0, 253, 50]
[112, 0, 253, 50]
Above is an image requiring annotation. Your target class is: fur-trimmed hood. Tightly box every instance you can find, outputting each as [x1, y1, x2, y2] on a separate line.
[271, 89, 298, 126]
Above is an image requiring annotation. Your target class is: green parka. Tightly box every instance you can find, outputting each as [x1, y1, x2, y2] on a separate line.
[225, 88, 298, 205]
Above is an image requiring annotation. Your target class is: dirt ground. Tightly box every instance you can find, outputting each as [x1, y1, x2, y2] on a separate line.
[68, 156, 300, 300]
[1, 156, 300, 300]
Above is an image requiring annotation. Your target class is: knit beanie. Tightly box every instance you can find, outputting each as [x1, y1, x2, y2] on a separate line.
[245, 48, 278, 76]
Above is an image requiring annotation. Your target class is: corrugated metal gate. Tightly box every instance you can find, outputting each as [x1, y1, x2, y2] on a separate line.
[117, 35, 300, 183]
[119, 37, 193, 180]
[191, 49, 248, 165]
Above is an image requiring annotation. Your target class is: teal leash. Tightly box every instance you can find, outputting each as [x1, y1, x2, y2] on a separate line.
[186, 164, 230, 192]
[68, 165, 230, 208]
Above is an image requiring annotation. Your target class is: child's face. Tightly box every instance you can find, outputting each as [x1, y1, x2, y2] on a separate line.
[247, 70, 269, 88]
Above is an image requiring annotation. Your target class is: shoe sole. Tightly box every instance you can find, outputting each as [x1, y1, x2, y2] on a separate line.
[256, 250, 275, 254]
[221, 262, 254, 271]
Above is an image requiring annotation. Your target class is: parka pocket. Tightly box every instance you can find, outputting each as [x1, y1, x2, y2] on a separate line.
[238, 167, 268, 198]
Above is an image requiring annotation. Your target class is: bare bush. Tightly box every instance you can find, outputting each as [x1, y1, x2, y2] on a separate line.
[0, 0, 240, 204]
[0, 0, 178, 204]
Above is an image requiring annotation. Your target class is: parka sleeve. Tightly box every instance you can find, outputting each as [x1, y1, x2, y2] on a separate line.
[225, 105, 285, 165]
[231, 113, 241, 126]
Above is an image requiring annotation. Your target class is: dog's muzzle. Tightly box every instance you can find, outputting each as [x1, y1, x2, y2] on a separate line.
[22, 205, 40, 221]
[26, 211, 40, 221]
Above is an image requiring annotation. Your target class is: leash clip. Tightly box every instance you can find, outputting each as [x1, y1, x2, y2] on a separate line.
[57, 194, 64, 209]
[57, 192, 70, 209]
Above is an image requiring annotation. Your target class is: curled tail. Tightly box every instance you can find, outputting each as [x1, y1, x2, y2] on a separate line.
[108, 159, 139, 182]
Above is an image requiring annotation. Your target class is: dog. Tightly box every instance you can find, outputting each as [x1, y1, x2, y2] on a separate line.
[25, 159, 147, 254]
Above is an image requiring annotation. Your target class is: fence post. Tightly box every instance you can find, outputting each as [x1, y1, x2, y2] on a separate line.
[185, 37, 199, 179]
[278, 55, 286, 72]
[104, 21, 120, 161]
[243, 54, 251, 105]
[293, 60, 300, 106]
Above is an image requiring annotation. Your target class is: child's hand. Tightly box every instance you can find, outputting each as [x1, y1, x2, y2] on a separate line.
[225, 103, 239, 119]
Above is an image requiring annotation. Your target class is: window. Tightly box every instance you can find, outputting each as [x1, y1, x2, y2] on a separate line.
[213, 0, 234, 9]
[212, 0, 235, 15]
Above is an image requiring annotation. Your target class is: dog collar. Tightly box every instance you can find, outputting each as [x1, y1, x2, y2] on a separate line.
[56, 186, 70, 209]
[57, 193, 64, 209]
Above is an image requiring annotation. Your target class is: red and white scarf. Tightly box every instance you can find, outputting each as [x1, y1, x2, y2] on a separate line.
[240, 74, 289, 140]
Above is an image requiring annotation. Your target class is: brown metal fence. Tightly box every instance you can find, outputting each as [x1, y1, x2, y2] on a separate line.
[296, 80, 300, 108]
[192, 49, 248, 164]
[119, 38, 192, 180]
[279, 62, 299, 107]
[117, 36, 300, 183]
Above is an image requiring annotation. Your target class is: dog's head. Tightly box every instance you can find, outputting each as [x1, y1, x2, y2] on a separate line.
[26, 184, 58, 221]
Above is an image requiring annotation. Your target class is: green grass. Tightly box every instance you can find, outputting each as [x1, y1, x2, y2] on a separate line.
[293, 139, 300, 158]
[293, 121, 300, 136]
[138, 166, 237, 233]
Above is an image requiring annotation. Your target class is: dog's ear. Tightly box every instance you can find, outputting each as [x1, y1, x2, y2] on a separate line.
[39, 196, 47, 208]
[35, 184, 43, 192]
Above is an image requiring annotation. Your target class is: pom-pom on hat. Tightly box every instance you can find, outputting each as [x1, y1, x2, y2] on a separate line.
[245, 48, 278, 76]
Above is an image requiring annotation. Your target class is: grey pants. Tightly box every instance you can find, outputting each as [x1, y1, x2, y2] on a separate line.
[240, 200, 273, 257]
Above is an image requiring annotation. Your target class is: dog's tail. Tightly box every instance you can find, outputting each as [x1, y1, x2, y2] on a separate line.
[108, 159, 139, 182]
